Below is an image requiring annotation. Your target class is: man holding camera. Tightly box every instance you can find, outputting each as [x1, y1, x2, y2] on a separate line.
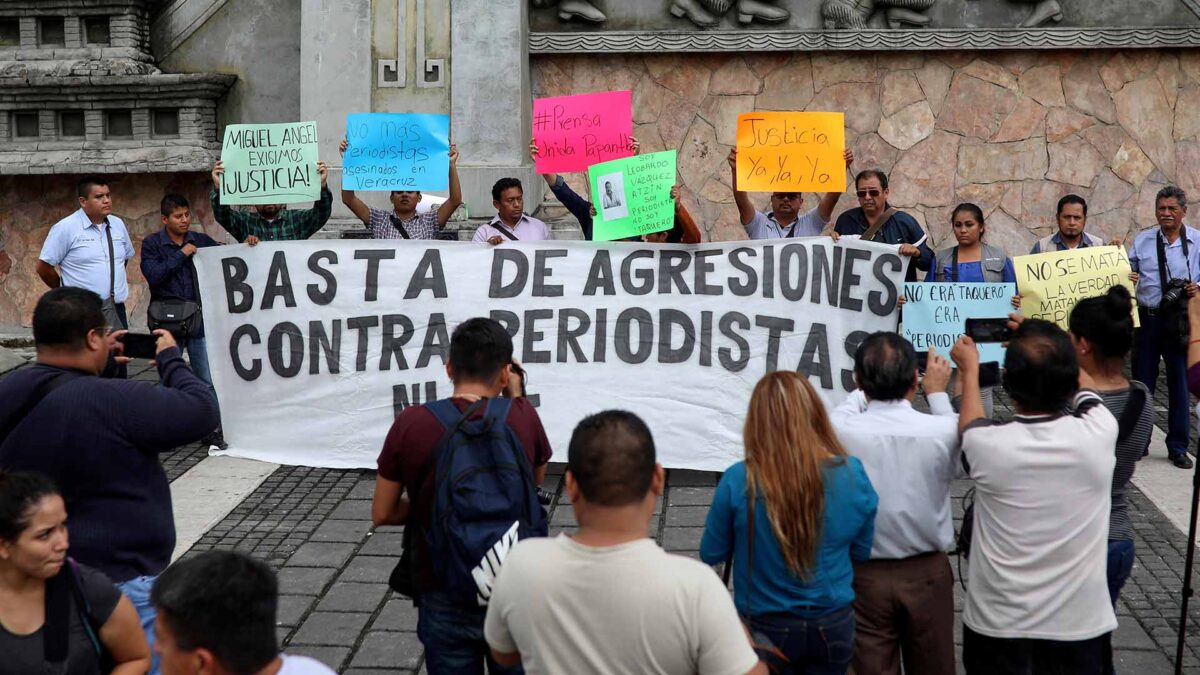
[1128, 186, 1200, 469]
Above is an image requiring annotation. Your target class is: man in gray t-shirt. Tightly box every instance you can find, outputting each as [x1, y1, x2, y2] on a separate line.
[727, 148, 854, 240]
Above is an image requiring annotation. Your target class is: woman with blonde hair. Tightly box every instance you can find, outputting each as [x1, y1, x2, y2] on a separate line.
[701, 372, 878, 674]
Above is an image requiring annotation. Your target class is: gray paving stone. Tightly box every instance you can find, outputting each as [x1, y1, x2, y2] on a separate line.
[315, 582, 390, 613]
[287, 542, 358, 568]
[284, 645, 350, 670]
[667, 486, 715, 506]
[339, 555, 397, 584]
[662, 527, 705, 551]
[310, 519, 373, 543]
[360, 531, 405, 557]
[373, 597, 419, 632]
[667, 469, 718, 486]
[278, 566, 338, 596]
[350, 631, 425, 670]
[330, 499, 374, 520]
[1113, 615, 1159, 651]
[665, 505, 710, 527]
[276, 595, 315, 627]
[348, 479, 378, 500]
[290, 611, 372, 647]
[1112, 646, 1174, 670]
[344, 669, 413, 675]
[550, 507, 577, 527]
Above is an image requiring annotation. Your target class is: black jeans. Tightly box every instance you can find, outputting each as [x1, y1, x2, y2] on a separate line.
[1132, 311, 1190, 457]
[963, 625, 1112, 675]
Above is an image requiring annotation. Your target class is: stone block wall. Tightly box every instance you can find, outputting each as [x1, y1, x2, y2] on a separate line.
[533, 50, 1200, 256]
[0, 172, 219, 330]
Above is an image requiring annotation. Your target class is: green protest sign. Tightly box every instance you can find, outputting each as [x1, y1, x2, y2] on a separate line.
[588, 150, 677, 241]
[220, 121, 321, 205]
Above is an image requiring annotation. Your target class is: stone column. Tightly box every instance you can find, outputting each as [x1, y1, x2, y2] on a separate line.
[450, 0, 543, 217]
[300, 0, 371, 218]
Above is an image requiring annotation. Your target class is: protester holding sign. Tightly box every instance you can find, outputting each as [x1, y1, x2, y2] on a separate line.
[529, 136, 640, 240]
[472, 178, 553, 244]
[924, 203, 1018, 416]
[219, 122, 321, 205]
[140, 194, 226, 449]
[700, 371, 877, 674]
[582, 185, 703, 244]
[927, 205, 1016, 284]
[340, 138, 463, 240]
[210, 159, 332, 243]
[835, 170, 932, 281]
[1029, 195, 1105, 254]
[728, 148, 854, 240]
[587, 150, 681, 241]
[1127, 186, 1200, 469]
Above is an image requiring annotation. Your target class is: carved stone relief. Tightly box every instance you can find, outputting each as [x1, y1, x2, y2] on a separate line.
[529, 0, 1200, 51]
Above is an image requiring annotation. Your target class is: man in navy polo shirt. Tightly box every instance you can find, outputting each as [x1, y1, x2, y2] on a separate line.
[141, 193, 226, 448]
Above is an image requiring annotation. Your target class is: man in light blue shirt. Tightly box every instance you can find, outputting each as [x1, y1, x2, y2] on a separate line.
[1128, 185, 1200, 469]
[728, 148, 854, 240]
[37, 176, 135, 332]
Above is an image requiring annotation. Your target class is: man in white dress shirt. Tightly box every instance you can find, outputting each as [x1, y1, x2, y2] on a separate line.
[830, 332, 960, 675]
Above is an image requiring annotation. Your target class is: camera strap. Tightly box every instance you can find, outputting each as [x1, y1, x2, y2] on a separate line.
[1155, 229, 1189, 294]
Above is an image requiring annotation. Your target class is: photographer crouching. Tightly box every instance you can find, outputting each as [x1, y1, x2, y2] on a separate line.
[1129, 186, 1200, 469]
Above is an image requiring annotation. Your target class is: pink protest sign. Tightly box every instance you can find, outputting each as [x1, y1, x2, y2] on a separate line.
[533, 90, 634, 173]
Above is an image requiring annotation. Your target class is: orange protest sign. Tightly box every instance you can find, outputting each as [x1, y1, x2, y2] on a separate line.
[735, 112, 846, 193]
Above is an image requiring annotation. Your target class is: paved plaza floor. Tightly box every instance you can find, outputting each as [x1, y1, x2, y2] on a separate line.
[5, 356, 1200, 674]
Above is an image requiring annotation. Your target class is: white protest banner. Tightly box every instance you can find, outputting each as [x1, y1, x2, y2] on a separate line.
[194, 239, 906, 471]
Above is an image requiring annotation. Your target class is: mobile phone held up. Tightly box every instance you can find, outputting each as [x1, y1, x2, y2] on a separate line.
[117, 332, 158, 360]
[965, 318, 1012, 344]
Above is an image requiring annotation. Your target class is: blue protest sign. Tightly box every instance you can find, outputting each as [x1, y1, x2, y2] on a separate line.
[342, 113, 449, 191]
[902, 282, 1017, 364]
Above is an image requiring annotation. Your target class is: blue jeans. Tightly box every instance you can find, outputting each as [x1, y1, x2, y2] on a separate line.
[417, 592, 524, 675]
[182, 336, 218, 408]
[116, 575, 159, 675]
[1133, 313, 1191, 456]
[747, 604, 856, 675]
[1107, 539, 1135, 607]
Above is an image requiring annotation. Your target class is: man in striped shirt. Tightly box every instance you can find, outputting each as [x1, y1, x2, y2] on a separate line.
[340, 139, 463, 240]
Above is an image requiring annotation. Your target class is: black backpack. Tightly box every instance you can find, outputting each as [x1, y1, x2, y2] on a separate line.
[389, 398, 547, 607]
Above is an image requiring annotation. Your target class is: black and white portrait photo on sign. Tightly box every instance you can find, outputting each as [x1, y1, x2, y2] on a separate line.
[598, 172, 628, 219]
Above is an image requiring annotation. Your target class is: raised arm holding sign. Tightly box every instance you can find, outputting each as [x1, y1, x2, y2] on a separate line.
[1013, 246, 1138, 329]
[219, 122, 321, 205]
[342, 113, 450, 192]
[734, 112, 847, 194]
[532, 90, 634, 174]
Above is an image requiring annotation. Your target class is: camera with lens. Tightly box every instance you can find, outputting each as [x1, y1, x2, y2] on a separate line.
[1161, 278, 1192, 350]
[1162, 278, 1191, 308]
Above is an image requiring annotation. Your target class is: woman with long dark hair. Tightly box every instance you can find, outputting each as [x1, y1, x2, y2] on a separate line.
[0, 471, 149, 675]
[1069, 286, 1152, 609]
[700, 372, 878, 674]
[926, 203, 1018, 417]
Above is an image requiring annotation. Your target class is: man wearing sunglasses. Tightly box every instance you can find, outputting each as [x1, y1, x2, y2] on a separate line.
[835, 170, 932, 281]
[728, 149, 854, 240]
